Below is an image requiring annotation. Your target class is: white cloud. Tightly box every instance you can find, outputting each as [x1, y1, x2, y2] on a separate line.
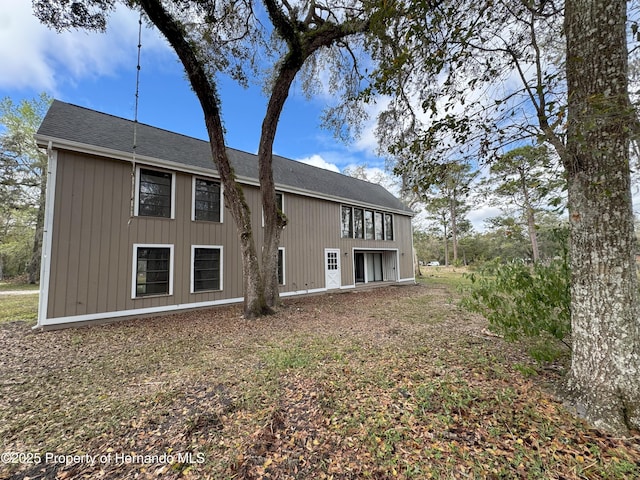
[297, 154, 341, 173]
[353, 96, 391, 157]
[467, 205, 503, 232]
[0, 0, 170, 93]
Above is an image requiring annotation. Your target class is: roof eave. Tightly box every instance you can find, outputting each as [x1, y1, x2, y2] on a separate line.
[35, 134, 415, 217]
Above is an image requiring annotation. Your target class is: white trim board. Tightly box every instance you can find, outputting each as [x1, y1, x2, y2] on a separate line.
[36, 148, 58, 328]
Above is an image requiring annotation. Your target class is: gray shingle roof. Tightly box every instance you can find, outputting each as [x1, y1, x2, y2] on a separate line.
[36, 100, 413, 215]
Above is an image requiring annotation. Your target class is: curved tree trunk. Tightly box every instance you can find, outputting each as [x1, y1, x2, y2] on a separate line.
[139, 0, 269, 318]
[564, 0, 640, 433]
[258, 65, 296, 309]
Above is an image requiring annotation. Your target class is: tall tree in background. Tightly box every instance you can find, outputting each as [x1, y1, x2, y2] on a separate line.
[367, 0, 639, 433]
[0, 94, 51, 283]
[418, 161, 475, 266]
[563, 0, 639, 433]
[424, 196, 451, 265]
[483, 144, 565, 263]
[34, 0, 371, 317]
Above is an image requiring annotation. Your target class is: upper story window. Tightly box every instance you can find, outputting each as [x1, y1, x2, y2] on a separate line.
[341, 206, 353, 238]
[364, 210, 374, 240]
[353, 208, 364, 239]
[136, 167, 174, 218]
[384, 214, 394, 240]
[341, 205, 394, 241]
[262, 191, 284, 226]
[192, 177, 222, 222]
[374, 212, 384, 240]
[276, 192, 283, 212]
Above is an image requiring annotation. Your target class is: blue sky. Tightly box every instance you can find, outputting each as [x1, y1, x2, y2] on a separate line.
[0, 0, 527, 231]
[0, 0, 386, 174]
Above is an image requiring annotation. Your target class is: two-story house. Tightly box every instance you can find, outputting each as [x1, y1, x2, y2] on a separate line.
[34, 100, 415, 328]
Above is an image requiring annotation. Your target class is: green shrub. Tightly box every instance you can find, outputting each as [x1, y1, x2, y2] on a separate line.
[461, 254, 570, 362]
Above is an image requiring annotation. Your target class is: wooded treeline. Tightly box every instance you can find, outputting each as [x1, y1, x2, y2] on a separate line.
[0, 94, 50, 283]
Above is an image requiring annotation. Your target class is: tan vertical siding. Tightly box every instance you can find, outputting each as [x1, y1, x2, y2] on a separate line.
[45, 150, 414, 322]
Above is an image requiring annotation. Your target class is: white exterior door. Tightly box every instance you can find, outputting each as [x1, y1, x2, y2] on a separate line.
[325, 249, 341, 290]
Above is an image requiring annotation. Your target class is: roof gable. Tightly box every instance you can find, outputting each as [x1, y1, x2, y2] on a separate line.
[36, 100, 413, 215]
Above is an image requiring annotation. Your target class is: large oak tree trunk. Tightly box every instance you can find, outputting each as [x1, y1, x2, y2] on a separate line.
[139, 0, 270, 318]
[258, 65, 296, 309]
[564, 0, 640, 433]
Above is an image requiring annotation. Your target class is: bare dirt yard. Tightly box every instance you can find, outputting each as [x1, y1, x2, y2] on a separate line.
[1, 277, 638, 479]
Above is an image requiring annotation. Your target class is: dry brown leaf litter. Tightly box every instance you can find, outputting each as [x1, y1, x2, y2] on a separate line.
[0, 284, 638, 479]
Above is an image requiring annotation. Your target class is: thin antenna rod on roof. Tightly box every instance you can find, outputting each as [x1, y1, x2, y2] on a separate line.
[133, 12, 143, 158]
[130, 12, 143, 223]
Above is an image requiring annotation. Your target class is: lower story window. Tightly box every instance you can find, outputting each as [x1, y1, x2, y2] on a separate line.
[192, 246, 222, 292]
[278, 248, 285, 285]
[134, 245, 173, 297]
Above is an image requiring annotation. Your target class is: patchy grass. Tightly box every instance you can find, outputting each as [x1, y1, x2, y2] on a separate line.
[0, 284, 638, 480]
[0, 281, 39, 292]
[417, 265, 473, 289]
[0, 292, 38, 325]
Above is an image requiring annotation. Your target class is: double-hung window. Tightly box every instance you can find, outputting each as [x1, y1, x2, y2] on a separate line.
[136, 167, 174, 218]
[191, 246, 222, 292]
[133, 244, 173, 298]
[193, 177, 222, 222]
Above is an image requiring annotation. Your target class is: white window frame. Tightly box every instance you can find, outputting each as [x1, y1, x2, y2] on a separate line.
[191, 176, 224, 223]
[131, 243, 174, 299]
[262, 191, 284, 227]
[134, 165, 176, 219]
[190, 245, 224, 293]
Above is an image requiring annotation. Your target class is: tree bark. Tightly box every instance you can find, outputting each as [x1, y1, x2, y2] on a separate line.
[258, 64, 296, 309]
[520, 170, 539, 263]
[450, 197, 458, 264]
[259, 0, 369, 306]
[138, 0, 270, 318]
[443, 222, 449, 267]
[564, 0, 640, 433]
